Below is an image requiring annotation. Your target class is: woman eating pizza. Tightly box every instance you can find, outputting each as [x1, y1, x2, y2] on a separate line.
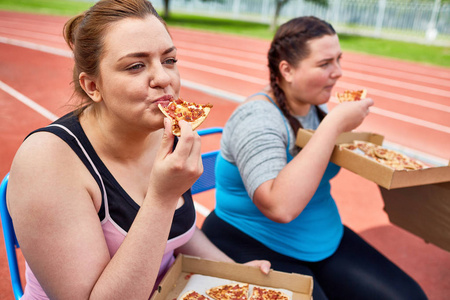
[6, 1, 269, 299]
[202, 16, 427, 300]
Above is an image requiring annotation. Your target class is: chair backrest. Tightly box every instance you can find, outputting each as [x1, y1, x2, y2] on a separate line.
[191, 127, 223, 195]
[0, 173, 24, 299]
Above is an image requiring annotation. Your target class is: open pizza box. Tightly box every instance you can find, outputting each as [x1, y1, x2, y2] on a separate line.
[150, 255, 313, 300]
[296, 129, 450, 252]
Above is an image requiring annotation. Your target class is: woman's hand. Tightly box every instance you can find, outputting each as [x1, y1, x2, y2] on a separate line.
[176, 228, 271, 275]
[325, 98, 374, 133]
[148, 118, 203, 203]
[243, 260, 271, 275]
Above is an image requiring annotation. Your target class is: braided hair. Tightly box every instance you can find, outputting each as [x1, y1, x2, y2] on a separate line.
[268, 16, 336, 134]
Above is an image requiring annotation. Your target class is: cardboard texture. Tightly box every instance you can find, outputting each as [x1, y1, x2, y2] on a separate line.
[296, 129, 450, 190]
[380, 182, 450, 252]
[296, 129, 450, 252]
[151, 255, 313, 300]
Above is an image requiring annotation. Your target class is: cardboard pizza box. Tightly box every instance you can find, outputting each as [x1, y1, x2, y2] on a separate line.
[380, 181, 450, 252]
[150, 255, 313, 300]
[296, 129, 450, 190]
[296, 129, 450, 252]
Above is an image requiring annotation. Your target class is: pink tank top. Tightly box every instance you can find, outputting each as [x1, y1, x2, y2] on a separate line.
[22, 119, 197, 299]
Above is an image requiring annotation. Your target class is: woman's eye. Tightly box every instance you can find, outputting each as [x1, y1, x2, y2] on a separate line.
[164, 58, 178, 65]
[127, 63, 144, 71]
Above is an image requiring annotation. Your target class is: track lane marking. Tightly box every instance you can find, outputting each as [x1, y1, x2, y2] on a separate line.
[0, 36, 72, 57]
[0, 80, 58, 122]
[1, 31, 449, 97]
[0, 36, 448, 163]
[1, 37, 448, 129]
[335, 82, 450, 113]
[193, 202, 211, 217]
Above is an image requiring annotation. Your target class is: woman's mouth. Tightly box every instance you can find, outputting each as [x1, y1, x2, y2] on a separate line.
[324, 84, 335, 91]
[154, 95, 173, 107]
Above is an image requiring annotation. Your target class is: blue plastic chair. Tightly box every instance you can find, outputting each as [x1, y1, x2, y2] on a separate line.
[191, 127, 223, 194]
[1, 173, 24, 299]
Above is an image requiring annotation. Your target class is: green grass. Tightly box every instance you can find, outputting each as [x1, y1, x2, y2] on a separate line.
[163, 13, 276, 40]
[338, 34, 450, 67]
[0, 0, 449, 67]
[0, 0, 92, 16]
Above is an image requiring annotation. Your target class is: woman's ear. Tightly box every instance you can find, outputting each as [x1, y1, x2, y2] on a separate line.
[278, 60, 294, 83]
[79, 72, 102, 103]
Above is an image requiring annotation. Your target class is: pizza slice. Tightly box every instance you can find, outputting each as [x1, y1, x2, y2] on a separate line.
[338, 142, 358, 151]
[206, 283, 249, 300]
[354, 140, 377, 157]
[249, 287, 290, 300]
[339, 140, 426, 170]
[179, 290, 211, 300]
[373, 146, 396, 161]
[336, 89, 367, 103]
[158, 98, 213, 136]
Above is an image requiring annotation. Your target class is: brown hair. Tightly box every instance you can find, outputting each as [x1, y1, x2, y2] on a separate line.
[63, 0, 166, 112]
[268, 16, 336, 134]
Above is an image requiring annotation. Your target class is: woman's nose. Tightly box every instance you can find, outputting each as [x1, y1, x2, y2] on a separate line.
[331, 63, 342, 79]
[149, 64, 171, 88]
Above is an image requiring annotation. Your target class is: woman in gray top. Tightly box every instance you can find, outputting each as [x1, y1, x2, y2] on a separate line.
[202, 16, 427, 300]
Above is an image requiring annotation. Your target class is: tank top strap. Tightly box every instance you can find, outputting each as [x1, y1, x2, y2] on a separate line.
[248, 92, 291, 151]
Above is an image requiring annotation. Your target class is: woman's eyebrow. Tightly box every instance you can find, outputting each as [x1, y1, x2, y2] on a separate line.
[317, 53, 342, 64]
[163, 46, 177, 55]
[118, 46, 177, 62]
[317, 57, 333, 64]
[118, 52, 149, 62]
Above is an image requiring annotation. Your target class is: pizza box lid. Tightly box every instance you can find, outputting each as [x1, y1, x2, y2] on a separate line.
[150, 255, 313, 300]
[296, 129, 450, 190]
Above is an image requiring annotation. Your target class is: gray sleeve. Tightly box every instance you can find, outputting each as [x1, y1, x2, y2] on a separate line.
[220, 101, 290, 199]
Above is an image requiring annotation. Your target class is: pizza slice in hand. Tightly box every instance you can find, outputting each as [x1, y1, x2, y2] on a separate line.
[336, 89, 367, 103]
[158, 98, 213, 136]
[206, 283, 249, 300]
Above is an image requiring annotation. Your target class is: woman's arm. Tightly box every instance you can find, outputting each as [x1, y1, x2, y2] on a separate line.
[253, 99, 374, 223]
[8, 120, 203, 300]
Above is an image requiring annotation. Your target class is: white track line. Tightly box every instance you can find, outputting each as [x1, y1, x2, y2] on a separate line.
[193, 202, 212, 218]
[343, 70, 450, 98]
[182, 79, 245, 102]
[180, 48, 450, 89]
[0, 27, 63, 43]
[370, 106, 450, 134]
[0, 80, 58, 122]
[178, 60, 267, 85]
[1, 35, 449, 111]
[0, 36, 72, 57]
[335, 82, 450, 113]
[0, 36, 448, 165]
[1, 36, 448, 133]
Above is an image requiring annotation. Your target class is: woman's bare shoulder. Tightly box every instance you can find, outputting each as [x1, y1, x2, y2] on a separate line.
[8, 131, 98, 207]
[12, 131, 78, 171]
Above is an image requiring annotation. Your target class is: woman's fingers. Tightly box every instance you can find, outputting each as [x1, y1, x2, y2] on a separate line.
[243, 260, 271, 275]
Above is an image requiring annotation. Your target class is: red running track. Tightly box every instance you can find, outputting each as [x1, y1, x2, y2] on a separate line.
[0, 11, 449, 300]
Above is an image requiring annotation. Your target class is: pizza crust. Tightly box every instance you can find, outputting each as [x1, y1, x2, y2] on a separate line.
[158, 98, 212, 136]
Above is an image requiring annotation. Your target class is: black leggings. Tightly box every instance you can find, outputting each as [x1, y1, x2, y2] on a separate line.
[202, 211, 427, 300]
